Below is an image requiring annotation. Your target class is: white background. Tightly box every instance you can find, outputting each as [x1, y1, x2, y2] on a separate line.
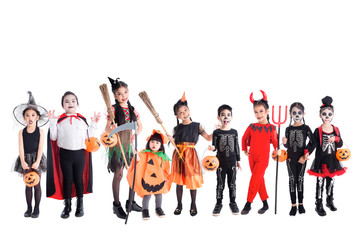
[1, 0, 359, 239]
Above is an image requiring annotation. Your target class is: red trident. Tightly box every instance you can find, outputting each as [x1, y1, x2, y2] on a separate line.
[272, 105, 288, 215]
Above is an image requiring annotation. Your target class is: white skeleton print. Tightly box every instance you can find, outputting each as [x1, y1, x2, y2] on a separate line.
[289, 130, 304, 153]
[219, 134, 235, 157]
[322, 133, 335, 154]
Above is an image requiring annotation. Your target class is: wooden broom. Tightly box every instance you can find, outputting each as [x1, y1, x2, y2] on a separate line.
[99, 84, 129, 169]
[138, 91, 183, 161]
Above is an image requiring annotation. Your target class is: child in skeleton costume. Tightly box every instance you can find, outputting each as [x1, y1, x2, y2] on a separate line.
[127, 130, 171, 220]
[307, 96, 346, 216]
[105, 77, 143, 219]
[167, 92, 212, 216]
[241, 91, 278, 215]
[47, 91, 100, 219]
[13, 92, 48, 218]
[282, 102, 316, 216]
[209, 104, 241, 216]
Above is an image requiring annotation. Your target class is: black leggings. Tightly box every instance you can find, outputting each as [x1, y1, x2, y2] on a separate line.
[59, 148, 85, 199]
[286, 159, 307, 204]
[216, 166, 237, 203]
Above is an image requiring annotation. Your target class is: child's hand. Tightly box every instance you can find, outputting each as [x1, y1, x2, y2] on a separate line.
[91, 112, 101, 123]
[47, 110, 57, 119]
[237, 161, 242, 171]
[277, 149, 282, 156]
[328, 136, 336, 143]
[21, 161, 29, 170]
[282, 137, 287, 145]
[298, 156, 306, 164]
[31, 161, 40, 170]
[166, 134, 174, 142]
[243, 150, 249, 157]
[208, 145, 215, 151]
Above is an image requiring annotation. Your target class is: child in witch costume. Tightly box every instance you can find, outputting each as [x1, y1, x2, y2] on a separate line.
[127, 130, 172, 220]
[13, 92, 48, 218]
[282, 102, 316, 216]
[241, 90, 278, 215]
[208, 104, 241, 216]
[105, 77, 143, 219]
[307, 96, 346, 216]
[167, 92, 212, 216]
[47, 91, 100, 218]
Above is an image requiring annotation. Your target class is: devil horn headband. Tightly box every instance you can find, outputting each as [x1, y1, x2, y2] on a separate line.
[250, 90, 267, 104]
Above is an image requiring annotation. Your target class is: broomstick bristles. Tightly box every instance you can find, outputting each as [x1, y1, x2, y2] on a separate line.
[99, 84, 115, 121]
[139, 91, 163, 124]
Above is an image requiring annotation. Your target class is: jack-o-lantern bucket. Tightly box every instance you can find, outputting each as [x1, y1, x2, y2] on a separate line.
[100, 132, 117, 148]
[24, 171, 40, 187]
[85, 137, 101, 152]
[202, 156, 219, 171]
[336, 148, 351, 161]
[271, 149, 288, 162]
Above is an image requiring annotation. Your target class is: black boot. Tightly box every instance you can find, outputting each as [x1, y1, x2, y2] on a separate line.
[315, 199, 326, 216]
[24, 207, 32, 218]
[325, 177, 337, 211]
[126, 200, 142, 212]
[75, 197, 84, 217]
[326, 197, 337, 211]
[241, 201, 251, 215]
[61, 199, 72, 219]
[113, 201, 126, 219]
[258, 200, 269, 214]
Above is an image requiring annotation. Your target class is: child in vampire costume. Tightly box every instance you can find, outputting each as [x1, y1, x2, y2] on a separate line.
[13, 91, 48, 218]
[209, 104, 241, 216]
[307, 96, 346, 216]
[241, 90, 278, 215]
[168, 92, 212, 216]
[105, 77, 143, 219]
[47, 91, 100, 218]
[127, 130, 172, 220]
[282, 102, 316, 216]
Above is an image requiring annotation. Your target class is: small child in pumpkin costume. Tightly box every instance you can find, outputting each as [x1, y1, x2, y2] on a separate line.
[105, 77, 143, 219]
[127, 130, 171, 220]
[307, 96, 346, 216]
[208, 104, 241, 216]
[13, 91, 48, 218]
[167, 92, 213, 216]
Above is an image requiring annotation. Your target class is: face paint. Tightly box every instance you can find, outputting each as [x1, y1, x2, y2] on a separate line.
[291, 107, 304, 123]
[219, 109, 232, 126]
[321, 108, 334, 123]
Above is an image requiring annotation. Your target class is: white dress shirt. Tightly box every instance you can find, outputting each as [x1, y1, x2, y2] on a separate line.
[49, 114, 97, 150]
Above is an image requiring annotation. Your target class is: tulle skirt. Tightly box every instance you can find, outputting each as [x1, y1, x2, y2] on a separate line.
[307, 155, 346, 178]
[13, 152, 47, 174]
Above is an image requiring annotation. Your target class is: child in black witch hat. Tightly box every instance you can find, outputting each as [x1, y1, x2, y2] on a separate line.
[104, 77, 143, 219]
[307, 96, 347, 216]
[13, 91, 48, 218]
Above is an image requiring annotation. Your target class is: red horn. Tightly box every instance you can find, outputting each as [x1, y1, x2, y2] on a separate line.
[249, 92, 255, 104]
[260, 90, 267, 101]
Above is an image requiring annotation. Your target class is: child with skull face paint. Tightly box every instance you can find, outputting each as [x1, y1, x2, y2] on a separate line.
[209, 104, 241, 216]
[282, 102, 316, 216]
[307, 96, 346, 216]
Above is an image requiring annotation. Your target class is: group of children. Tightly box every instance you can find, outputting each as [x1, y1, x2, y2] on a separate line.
[13, 79, 347, 220]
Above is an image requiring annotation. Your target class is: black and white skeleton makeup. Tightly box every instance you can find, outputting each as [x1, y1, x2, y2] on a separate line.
[219, 109, 232, 126]
[291, 106, 304, 124]
[320, 108, 334, 123]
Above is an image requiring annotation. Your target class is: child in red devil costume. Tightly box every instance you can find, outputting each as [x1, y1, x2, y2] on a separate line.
[241, 90, 278, 215]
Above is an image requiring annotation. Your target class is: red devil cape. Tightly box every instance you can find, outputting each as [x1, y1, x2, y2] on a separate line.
[46, 114, 93, 200]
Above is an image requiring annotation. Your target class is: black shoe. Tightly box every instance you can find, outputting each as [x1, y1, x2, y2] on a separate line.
[258, 200, 269, 214]
[298, 204, 306, 214]
[315, 199, 327, 216]
[241, 201, 251, 215]
[155, 208, 165, 218]
[229, 202, 240, 215]
[24, 207, 32, 218]
[174, 204, 182, 215]
[61, 199, 72, 219]
[326, 197, 337, 211]
[113, 201, 126, 219]
[142, 209, 150, 220]
[126, 200, 142, 212]
[75, 197, 84, 217]
[289, 206, 297, 216]
[190, 207, 198, 217]
[31, 207, 39, 218]
[212, 203, 223, 216]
